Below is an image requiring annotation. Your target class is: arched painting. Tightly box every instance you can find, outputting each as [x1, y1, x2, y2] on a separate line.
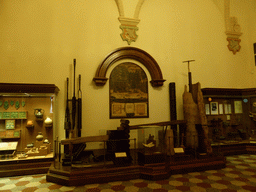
[109, 62, 148, 119]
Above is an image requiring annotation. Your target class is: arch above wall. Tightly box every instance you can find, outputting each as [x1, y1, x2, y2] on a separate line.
[93, 47, 166, 87]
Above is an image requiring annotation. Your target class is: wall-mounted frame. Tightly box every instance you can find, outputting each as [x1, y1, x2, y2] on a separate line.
[219, 104, 224, 114]
[234, 100, 243, 114]
[5, 120, 15, 130]
[205, 104, 210, 115]
[210, 102, 218, 115]
[224, 103, 232, 114]
[109, 62, 148, 119]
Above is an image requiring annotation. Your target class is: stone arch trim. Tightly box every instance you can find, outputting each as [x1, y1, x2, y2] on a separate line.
[93, 47, 165, 87]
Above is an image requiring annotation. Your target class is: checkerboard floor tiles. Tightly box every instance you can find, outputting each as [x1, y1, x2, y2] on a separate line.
[0, 154, 256, 192]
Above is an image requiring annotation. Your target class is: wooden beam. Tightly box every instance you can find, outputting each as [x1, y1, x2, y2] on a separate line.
[61, 135, 109, 145]
[128, 120, 186, 130]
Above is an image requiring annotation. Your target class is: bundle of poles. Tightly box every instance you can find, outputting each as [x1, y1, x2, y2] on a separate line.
[64, 59, 82, 139]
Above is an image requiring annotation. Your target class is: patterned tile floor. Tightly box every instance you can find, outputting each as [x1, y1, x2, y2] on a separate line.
[0, 154, 256, 192]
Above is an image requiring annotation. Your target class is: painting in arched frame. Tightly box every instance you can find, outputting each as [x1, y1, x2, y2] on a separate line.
[109, 62, 148, 119]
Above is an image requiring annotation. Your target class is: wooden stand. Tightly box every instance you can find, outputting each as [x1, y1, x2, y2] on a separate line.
[138, 152, 166, 165]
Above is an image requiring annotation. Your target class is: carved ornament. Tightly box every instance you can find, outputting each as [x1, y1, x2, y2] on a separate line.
[224, 0, 242, 54]
[115, 0, 145, 45]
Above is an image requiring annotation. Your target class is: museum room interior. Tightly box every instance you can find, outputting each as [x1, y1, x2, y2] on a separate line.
[1, 0, 256, 191]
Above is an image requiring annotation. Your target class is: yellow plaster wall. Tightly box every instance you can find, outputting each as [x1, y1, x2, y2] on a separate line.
[0, 0, 256, 140]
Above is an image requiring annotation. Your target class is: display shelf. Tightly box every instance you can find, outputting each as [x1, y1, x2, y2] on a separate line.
[25, 125, 34, 129]
[0, 83, 59, 94]
[45, 124, 53, 128]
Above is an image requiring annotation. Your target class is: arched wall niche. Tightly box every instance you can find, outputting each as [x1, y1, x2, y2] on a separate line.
[93, 47, 166, 87]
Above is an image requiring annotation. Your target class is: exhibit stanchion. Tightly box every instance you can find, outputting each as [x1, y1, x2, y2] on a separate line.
[133, 138, 136, 165]
[59, 143, 61, 163]
[104, 140, 106, 168]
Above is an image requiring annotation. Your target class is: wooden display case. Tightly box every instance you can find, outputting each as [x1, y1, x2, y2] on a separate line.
[0, 83, 59, 162]
[201, 88, 256, 143]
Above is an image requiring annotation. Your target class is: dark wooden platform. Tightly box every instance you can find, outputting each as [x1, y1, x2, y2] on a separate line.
[211, 141, 256, 155]
[1, 142, 255, 183]
[0, 156, 53, 177]
[47, 141, 256, 186]
[46, 155, 226, 186]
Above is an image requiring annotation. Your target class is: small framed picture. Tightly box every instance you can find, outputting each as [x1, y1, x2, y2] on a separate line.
[224, 103, 232, 114]
[5, 120, 15, 130]
[219, 104, 223, 114]
[6, 130, 14, 138]
[13, 130, 20, 138]
[205, 104, 210, 115]
[234, 100, 243, 114]
[0, 131, 6, 138]
[210, 102, 218, 115]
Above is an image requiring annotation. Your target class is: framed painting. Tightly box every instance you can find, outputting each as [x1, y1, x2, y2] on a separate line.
[5, 120, 15, 130]
[109, 62, 148, 118]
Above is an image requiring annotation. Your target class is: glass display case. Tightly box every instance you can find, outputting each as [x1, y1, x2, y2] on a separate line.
[201, 88, 256, 145]
[134, 125, 167, 165]
[0, 83, 59, 161]
[55, 126, 168, 168]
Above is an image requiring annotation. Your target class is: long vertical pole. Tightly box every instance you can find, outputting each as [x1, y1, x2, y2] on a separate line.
[71, 59, 76, 138]
[77, 74, 82, 137]
[183, 60, 195, 93]
[65, 78, 71, 138]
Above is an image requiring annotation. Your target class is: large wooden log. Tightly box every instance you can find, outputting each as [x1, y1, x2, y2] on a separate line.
[183, 82, 212, 153]
[183, 85, 199, 149]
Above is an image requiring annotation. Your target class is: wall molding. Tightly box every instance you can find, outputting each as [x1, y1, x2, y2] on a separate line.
[93, 47, 166, 87]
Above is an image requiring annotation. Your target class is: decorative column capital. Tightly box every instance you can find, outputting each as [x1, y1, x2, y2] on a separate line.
[118, 17, 140, 45]
[115, 0, 145, 45]
[224, 0, 242, 55]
